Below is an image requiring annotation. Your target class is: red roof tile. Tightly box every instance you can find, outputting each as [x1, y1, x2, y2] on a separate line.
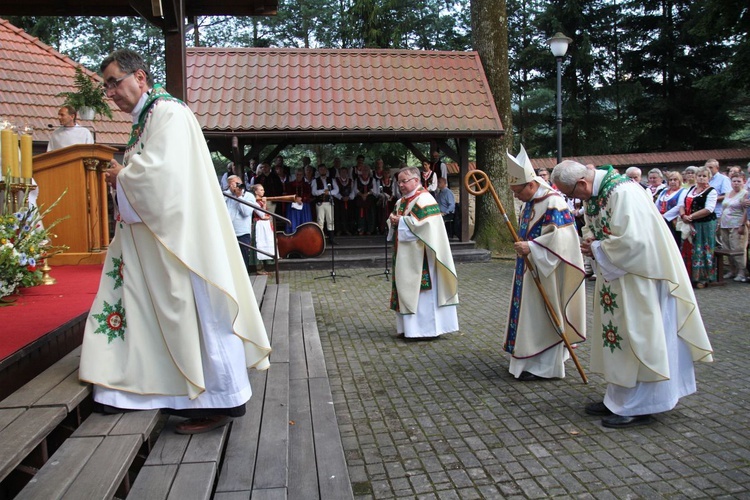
[444, 148, 750, 176]
[186, 48, 504, 141]
[531, 149, 750, 170]
[0, 18, 131, 147]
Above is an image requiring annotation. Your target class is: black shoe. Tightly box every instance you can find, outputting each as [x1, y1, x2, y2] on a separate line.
[585, 401, 613, 416]
[517, 371, 547, 382]
[601, 414, 654, 428]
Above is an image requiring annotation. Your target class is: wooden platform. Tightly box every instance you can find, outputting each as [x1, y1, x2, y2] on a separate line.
[0, 274, 352, 499]
[0, 314, 86, 402]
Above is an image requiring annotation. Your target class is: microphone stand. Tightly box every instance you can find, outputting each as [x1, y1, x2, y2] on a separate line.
[316, 184, 349, 283]
[369, 196, 391, 279]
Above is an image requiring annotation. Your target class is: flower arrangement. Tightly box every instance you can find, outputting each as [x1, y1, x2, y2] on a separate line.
[0, 186, 68, 302]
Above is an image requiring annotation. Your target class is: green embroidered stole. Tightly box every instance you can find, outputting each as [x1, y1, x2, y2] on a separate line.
[127, 84, 182, 149]
[585, 166, 631, 240]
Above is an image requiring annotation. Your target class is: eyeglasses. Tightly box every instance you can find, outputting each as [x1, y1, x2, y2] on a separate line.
[567, 177, 585, 199]
[103, 72, 135, 91]
[397, 177, 418, 185]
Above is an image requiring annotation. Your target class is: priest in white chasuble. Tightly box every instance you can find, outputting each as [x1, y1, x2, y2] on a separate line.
[79, 49, 271, 435]
[388, 166, 458, 339]
[552, 160, 713, 429]
[503, 146, 586, 382]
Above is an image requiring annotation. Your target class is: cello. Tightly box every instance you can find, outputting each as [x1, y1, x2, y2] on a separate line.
[276, 222, 326, 258]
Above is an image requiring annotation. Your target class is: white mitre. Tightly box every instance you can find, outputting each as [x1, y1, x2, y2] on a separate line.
[507, 145, 536, 185]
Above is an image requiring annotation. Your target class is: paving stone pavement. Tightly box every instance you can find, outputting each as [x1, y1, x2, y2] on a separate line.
[281, 260, 750, 499]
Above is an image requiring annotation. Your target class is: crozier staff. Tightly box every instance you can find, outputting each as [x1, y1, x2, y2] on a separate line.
[503, 145, 586, 382]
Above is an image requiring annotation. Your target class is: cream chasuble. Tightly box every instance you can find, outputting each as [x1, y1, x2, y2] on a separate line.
[388, 188, 458, 337]
[79, 87, 271, 406]
[586, 168, 712, 390]
[505, 185, 586, 377]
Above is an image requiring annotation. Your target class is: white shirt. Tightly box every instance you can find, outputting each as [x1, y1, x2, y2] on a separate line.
[46, 124, 94, 151]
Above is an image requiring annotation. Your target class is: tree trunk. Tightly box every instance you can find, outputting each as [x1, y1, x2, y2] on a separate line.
[470, 0, 516, 252]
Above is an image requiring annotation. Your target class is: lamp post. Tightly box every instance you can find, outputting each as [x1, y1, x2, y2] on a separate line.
[547, 32, 572, 164]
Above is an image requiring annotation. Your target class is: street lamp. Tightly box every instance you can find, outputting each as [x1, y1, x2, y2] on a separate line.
[547, 32, 572, 164]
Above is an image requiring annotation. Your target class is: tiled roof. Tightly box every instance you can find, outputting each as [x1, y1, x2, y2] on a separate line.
[0, 18, 131, 147]
[531, 149, 750, 170]
[186, 48, 504, 141]
[444, 148, 750, 176]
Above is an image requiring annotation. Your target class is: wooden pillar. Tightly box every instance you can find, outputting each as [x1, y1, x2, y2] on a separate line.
[164, 0, 187, 101]
[83, 158, 103, 251]
[458, 139, 470, 242]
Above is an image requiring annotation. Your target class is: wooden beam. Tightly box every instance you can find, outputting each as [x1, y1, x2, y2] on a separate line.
[128, 0, 165, 28]
[401, 141, 429, 164]
[434, 139, 459, 165]
[163, 0, 186, 101]
[232, 136, 244, 181]
[458, 139, 470, 242]
[262, 141, 291, 165]
[151, 0, 163, 16]
[0, 1, 278, 17]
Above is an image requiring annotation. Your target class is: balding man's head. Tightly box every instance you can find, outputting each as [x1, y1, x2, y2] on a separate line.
[551, 161, 594, 200]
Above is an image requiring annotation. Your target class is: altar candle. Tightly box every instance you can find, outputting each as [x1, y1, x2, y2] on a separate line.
[10, 132, 20, 178]
[20, 134, 33, 179]
[0, 128, 12, 177]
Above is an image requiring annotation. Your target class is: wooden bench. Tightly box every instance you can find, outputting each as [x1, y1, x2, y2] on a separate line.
[127, 415, 229, 500]
[214, 288, 352, 499]
[2, 273, 353, 498]
[0, 346, 89, 489]
[128, 280, 352, 499]
[0, 343, 160, 499]
[16, 409, 160, 499]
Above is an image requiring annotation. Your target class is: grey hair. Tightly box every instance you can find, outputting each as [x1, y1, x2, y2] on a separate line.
[551, 160, 589, 188]
[100, 49, 153, 86]
[683, 166, 698, 174]
[397, 166, 420, 180]
[647, 168, 663, 179]
[625, 166, 641, 177]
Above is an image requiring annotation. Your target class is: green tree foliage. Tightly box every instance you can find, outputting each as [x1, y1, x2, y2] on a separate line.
[7, 15, 165, 80]
[12, 0, 748, 156]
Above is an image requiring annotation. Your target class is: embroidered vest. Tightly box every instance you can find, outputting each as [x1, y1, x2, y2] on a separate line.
[337, 178, 352, 199]
[314, 177, 329, 202]
[357, 176, 374, 195]
[687, 186, 716, 222]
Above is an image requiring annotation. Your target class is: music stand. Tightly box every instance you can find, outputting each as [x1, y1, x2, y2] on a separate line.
[316, 189, 349, 283]
[368, 232, 390, 279]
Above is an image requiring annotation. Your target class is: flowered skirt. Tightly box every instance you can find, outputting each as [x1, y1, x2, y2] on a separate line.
[691, 219, 716, 284]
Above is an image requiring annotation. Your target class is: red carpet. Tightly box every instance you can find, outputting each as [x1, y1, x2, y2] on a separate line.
[0, 265, 102, 361]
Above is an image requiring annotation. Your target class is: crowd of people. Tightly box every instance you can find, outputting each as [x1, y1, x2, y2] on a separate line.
[551, 161, 749, 288]
[219, 153, 457, 272]
[626, 160, 749, 287]
[73, 48, 728, 439]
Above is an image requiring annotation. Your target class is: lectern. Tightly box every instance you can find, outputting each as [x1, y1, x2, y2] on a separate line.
[33, 144, 117, 265]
